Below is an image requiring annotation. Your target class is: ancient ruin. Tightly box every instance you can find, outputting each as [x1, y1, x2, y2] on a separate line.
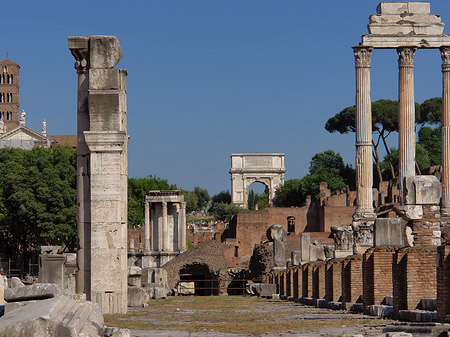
[68, 35, 129, 314]
[230, 153, 285, 208]
[142, 190, 187, 267]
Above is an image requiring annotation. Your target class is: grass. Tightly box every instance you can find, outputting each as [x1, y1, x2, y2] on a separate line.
[104, 296, 388, 335]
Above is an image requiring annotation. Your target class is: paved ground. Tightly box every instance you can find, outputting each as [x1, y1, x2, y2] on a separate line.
[105, 296, 389, 336]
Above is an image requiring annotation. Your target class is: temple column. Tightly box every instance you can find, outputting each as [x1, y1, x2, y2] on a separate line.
[397, 47, 417, 204]
[181, 202, 187, 251]
[157, 203, 163, 251]
[144, 200, 150, 253]
[162, 201, 168, 251]
[353, 47, 375, 220]
[442, 47, 450, 217]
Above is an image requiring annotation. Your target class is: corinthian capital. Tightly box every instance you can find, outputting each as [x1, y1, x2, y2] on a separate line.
[441, 46, 450, 71]
[353, 47, 372, 68]
[397, 47, 416, 67]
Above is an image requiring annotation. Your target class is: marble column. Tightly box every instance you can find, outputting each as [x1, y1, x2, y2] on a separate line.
[144, 201, 150, 253]
[397, 47, 417, 204]
[353, 47, 375, 220]
[157, 203, 163, 251]
[162, 201, 168, 251]
[181, 202, 187, 251]
[175, 203, 181, 251]
[442, 47, 450, 217]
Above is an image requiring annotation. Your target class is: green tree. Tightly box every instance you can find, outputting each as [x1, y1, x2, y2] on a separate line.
[193, 186, 210, 211]
[273, 179, 304, 207]
[0, 146, 77, 270]
[325, 99, 420, 182]
[181, 190, 199, 214]
[210, 202, 241, 221]
[211, 190, 231, 204]
[128, 175, 177, 227]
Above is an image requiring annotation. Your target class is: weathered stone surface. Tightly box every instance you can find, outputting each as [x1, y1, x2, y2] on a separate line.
[394, 205, 423, 220]
[127, 287, 150, 307]
[0, 296, 104, 337]
[41, 246, 61, 254]
[4, 283, 63, 302]
[374, 218, 405, 247]
[267, 225, 287, 268]
[89, 36, 122, 69]
[383, 322, 449, 336]
[39, 254, 66, 287]
[331, 226, 353, 250]
[300, 233, 310, 262]
[10, 277, 25, 288]
[291, 251, 301, 266]
[247, 282, 276, 297]
[404, 176, 441, 205]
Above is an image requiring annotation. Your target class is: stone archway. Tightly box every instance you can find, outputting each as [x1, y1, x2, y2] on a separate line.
[230, 153, 285, 208]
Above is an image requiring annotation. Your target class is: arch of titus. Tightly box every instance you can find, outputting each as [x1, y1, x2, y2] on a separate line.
[352, 2, 450, 252]
[230, 153, 285, 208]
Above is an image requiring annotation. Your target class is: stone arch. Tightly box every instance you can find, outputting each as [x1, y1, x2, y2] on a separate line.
[230, 153, 285, 208]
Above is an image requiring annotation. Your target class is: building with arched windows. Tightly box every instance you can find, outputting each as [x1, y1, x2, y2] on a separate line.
[0, 59, 76, 149]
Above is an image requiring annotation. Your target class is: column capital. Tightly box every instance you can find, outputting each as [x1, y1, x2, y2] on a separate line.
[441, 46, 450, 71]
[161, 201, 167, 208]
[397, 47, 416, 68]
[353, 47, 373, 68]
[68, 36, 90, 73]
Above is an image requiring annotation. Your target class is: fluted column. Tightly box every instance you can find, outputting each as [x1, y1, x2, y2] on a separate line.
[353, 47, 375, 220]
[162, 201, 168, 251]
[144, 201, 150, 253]
[180, 202, 187, 251]
[397, 47, 417, 204]
[442, 47, 450, 216]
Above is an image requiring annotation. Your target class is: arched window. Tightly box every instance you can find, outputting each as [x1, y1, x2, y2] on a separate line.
[287, 216, 295, 233]
[0, 93, 4, 103]
[0, 75, 4, 84]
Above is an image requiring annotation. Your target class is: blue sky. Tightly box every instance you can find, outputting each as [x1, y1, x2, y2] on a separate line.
[5, 1, 450, 195]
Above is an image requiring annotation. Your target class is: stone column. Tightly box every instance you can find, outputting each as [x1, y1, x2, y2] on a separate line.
[144, 200, 150, 253]
[68, 36, 90, 296]
[180, 202, 187, 251]
[68, 36, 128, 314]
[441, 47, 450, 217]
[162, 201, 168, 251]
[353, 47, 375, 220]
[397, 47, 417, 204]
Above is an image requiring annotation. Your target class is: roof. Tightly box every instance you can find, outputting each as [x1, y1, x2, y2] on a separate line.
[47, 135, 77, 148]
[0, 59, 20, 67]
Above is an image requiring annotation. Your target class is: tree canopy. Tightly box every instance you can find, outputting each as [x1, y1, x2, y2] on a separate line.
[0, 146, 77, 269]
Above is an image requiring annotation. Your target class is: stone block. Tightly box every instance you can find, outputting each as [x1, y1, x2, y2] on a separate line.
[41, 246, 61, 254]
[314, 298, 327, 308]
[383, 322, 450, 336]
[0, 296, 104, 337]
[398, 310, 437, 322]
[334, 249, 353, 259]
[248, 283, 276, 297]
[4, 283, 63, 302]
[300, 233, 310, 262]
[376, 2, 429, 15]
[404, 176, 441, 205]
[310, 244, 325, 262]
[374, 218, 405, 247]
[291, 251, 301, 266]
[127, 287, 150, 307]
[10, 277, 25, 288]
[419, 298, 436, 311]
[394, 205, 423, 220]
[89, 68, 124, 90]
[89, 36, 122, 69]
[326, 302, 342, 310]
[272, 294, 279, 300]
[39, 254, 66, 287]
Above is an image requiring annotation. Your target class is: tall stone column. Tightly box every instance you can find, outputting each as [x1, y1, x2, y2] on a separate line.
[68, 36, 90, 296]
[397, 47, 417, 204]
[442, 47, 450, 217]
[162, 201, 168, 251]
[180, 202, 187, 251]
[144, 201, 150, 253]
[353, 47, 375, 220]
[69, 36, 128, 314]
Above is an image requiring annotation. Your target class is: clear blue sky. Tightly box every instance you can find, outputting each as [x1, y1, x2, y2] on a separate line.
[5, 1, 450, 195]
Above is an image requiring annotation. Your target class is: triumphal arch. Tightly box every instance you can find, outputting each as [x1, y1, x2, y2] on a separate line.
[230, 153, 285, 208]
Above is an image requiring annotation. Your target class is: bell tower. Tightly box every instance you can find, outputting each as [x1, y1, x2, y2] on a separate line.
[0, 59, 20, 131]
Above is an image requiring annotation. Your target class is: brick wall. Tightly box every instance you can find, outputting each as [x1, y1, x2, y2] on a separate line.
[321, 206, 355, 232]
[325, 258, 343, 302]
[293, 267, 299, 298]
[286, 268, 292, 297]
[279, 271, 285, 296]
[342, 255, 363, 306]
[312, 261, 326, 299]
[393, 246, 437, 316]
[302, 263, 313, 298]
[363, 247, 395, 312]
[437, 245, 450, 322]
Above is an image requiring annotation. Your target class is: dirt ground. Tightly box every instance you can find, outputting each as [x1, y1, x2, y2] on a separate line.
[105, 296, 389, 337]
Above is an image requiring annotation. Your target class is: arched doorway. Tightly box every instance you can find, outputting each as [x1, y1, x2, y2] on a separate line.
[247, 181, 269, 210]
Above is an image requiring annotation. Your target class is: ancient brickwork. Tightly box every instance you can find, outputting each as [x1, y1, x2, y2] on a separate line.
[325, 258, 343, 302]
[342, 255, 363, 306]
[363, 247, 395, 311]
[437, 245, 450, 322]
[312, 261, 326, 299]
[292, 267, 299, 298]
[393, 246, 437, 315]
[302, 264, 313, 298]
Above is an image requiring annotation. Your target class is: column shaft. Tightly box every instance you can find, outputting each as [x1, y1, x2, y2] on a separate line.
[353, 47, 375, 220]
[144, 201, 150, 253]
[157, 203, 163, 251]
[181, 202, 187, 251]
[162, 201, 168, 251]
[442, 47, 450, 216]
[397, 47, 417, 204]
